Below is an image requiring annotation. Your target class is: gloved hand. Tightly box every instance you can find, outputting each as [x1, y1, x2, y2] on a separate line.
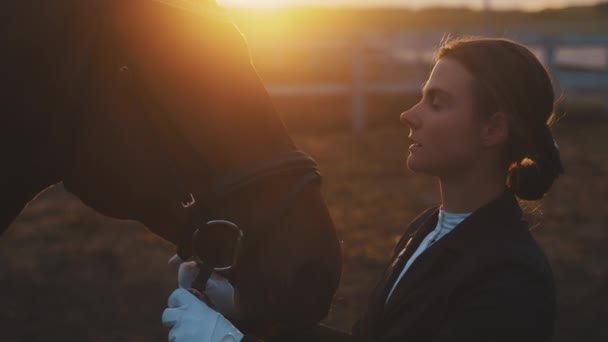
[169, 254, 239, 318]
[162, 288, 244, 342]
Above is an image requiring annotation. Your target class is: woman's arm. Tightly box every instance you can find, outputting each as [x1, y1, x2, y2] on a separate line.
[433, 266, 555, 342]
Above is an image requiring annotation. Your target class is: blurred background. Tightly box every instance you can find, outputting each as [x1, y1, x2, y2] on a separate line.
[1, 0, 607, 341]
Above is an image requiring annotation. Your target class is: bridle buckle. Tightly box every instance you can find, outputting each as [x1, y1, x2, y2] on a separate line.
[192, 219, 244, 272]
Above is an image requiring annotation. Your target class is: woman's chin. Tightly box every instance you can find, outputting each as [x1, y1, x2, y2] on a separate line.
[406, 155, 424, 173]
[406, 154, 437, 175]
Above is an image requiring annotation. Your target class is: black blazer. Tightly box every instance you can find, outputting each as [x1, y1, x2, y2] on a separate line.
[269, 189, 556, 342]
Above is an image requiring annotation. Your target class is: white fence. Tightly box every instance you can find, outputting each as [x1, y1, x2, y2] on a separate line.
[254, 33, 608, 133]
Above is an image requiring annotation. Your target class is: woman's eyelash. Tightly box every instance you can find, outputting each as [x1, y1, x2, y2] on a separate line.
[427, 94, 441, 108]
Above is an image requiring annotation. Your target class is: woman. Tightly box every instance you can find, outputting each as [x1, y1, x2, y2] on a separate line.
[161, 37, 564, 342]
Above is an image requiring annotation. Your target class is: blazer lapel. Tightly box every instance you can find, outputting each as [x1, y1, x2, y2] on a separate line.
[366, 207, 439, 330]
[381, 189, 524, 320]
[381, 226, 455, 319]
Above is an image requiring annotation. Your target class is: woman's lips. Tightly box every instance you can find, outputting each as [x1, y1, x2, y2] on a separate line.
[409, 137, 422, 152]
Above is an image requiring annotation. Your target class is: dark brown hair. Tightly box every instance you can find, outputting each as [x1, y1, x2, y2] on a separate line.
[436, 37, 564, 200]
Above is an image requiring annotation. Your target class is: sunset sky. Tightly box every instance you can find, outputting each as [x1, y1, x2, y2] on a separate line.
[219, 0, 600, 11]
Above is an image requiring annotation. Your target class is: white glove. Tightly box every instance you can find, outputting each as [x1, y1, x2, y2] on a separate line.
[162, 288, 244, 342]
[169, 254, 239, 318]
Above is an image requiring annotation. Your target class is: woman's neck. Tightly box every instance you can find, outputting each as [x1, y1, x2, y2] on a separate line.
[438, 164, 507, 214]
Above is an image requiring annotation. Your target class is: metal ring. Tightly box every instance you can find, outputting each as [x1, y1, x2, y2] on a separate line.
[192, 220, 244, 272]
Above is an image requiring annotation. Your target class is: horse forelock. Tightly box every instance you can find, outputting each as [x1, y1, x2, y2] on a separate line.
[150, 0, 232, 23]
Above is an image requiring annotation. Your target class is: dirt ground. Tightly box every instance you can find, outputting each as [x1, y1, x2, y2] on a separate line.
[0, 117, 606, 341]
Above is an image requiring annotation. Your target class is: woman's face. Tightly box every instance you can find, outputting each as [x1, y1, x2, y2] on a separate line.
[400, 58, 485, 178]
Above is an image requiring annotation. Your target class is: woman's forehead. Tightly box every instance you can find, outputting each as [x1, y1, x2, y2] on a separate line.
[426, 58, 475, 97]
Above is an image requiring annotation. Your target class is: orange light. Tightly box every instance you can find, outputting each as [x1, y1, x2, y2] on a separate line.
[219, 0, 298, 9]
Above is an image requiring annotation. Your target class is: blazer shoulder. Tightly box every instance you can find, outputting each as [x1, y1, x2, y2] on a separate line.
[451, 224, 556, 314]
[467, 220, 555, 290]
[497, 220, 552, 269]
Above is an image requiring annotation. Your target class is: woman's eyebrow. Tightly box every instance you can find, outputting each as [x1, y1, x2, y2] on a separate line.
[421, 85, 453, 100]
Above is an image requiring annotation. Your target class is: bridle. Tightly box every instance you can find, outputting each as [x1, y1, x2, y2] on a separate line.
[117, 62, 322, 293]
[71, 0, 322, 295]
[182, 151, 322, 292]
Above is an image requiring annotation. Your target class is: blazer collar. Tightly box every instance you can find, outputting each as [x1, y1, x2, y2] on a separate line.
[434, 188, 524, 255]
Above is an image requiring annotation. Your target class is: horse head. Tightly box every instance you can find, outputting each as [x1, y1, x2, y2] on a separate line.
[1, 0, 341, 337]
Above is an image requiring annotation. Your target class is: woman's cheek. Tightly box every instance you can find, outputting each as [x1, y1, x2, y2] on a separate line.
[420, 132, 462, 174]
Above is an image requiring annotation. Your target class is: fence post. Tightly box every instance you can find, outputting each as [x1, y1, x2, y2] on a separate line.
[604, 42, 608, 112]
[544, 35, 558, 86]
[352, 40, 367, 134]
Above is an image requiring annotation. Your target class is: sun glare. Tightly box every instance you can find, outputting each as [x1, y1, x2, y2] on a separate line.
[218, 0, 295, 9]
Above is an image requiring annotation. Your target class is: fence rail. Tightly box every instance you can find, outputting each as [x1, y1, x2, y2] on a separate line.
[254, 34, 608, 133]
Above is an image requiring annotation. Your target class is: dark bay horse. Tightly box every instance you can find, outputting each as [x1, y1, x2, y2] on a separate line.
[0, 0, 341, 338]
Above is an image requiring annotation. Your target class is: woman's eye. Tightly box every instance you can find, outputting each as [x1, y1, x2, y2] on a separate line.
[428, 95, 441, 110]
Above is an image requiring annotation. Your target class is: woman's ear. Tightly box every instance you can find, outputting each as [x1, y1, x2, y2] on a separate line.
[480, 111, 509, 148]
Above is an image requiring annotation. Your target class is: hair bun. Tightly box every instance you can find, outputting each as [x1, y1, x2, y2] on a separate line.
[507, 135, 564, 200]
[508, 161, 548, 200]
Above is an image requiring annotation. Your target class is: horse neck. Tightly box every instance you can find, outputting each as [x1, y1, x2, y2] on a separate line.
[0, 76, 76, 234]
[0, 0, 97, 233]
[0, 154, 63, 235]
[205, 77, 297, 174]
[0, 57, 80, 234]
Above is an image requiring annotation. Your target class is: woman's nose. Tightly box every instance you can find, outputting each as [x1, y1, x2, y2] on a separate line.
[400, 105, 421, 129]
